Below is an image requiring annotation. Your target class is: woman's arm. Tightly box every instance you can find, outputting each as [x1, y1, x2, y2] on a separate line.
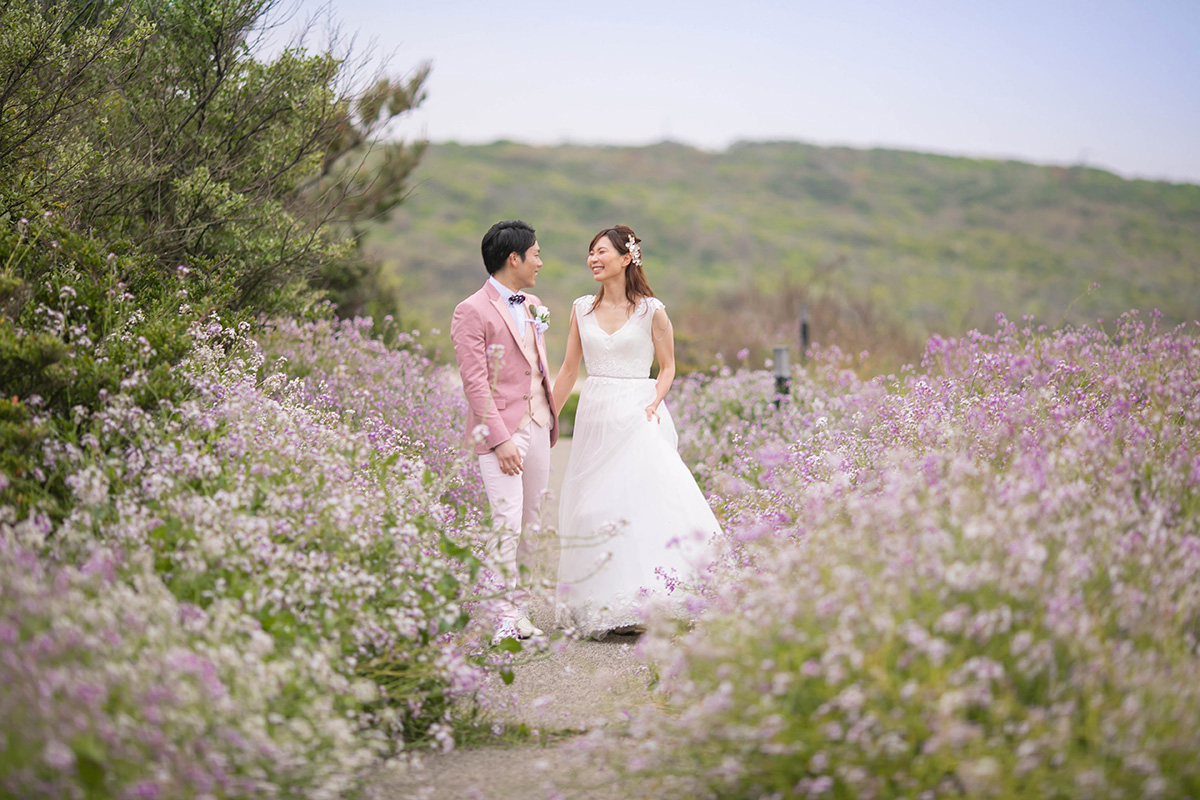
[646, 306, 675, 421]
[552, 306, 583, 412]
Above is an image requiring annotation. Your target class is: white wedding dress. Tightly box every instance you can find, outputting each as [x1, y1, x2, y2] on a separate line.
[556, 295, 721, 638]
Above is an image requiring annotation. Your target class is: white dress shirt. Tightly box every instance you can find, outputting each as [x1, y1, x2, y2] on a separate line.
[488, 276, 528, 341]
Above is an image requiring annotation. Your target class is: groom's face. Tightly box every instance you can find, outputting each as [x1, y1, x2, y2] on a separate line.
[508, 241, 542, 289]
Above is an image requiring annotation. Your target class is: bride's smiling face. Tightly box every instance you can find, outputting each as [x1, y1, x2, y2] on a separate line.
[587, 237, 630, 282]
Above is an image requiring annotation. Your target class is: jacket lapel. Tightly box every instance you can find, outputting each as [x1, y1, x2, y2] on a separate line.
[485, 284, 536, 368]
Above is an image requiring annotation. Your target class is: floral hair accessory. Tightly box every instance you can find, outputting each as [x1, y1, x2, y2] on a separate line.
[626, 234, 642, 267]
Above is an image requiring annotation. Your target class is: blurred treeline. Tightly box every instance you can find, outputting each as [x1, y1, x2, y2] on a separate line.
[369, 141, 1200, 374]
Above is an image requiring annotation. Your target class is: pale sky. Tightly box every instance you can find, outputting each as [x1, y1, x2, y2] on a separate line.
[261, 0, 1200, 183]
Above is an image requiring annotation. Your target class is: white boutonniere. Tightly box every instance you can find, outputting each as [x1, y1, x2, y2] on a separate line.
[531, 304, 550, 336]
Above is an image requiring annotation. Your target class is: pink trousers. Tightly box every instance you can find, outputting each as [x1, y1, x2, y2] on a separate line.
[477, 421, 551, 623]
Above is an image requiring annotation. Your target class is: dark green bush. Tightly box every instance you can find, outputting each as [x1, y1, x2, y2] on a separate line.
[0, 0, 428, 317]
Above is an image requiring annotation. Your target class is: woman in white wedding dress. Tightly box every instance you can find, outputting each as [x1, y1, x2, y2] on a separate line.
[551, 225, 721, 638]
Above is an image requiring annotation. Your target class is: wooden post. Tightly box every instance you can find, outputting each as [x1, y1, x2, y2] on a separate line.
[773, 345, 790, 408]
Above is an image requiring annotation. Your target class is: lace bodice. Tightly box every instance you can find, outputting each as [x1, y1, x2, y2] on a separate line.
[574, 295, 665, 378]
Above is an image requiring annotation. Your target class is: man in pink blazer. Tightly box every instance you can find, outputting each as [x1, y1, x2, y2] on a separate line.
[451, 220, 559, 642]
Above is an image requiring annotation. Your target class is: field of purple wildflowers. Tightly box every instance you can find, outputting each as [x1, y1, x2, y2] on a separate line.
[1, 314, 512, 797]
[576, 311, 1200, 799]
[5, 301, 1198, 799]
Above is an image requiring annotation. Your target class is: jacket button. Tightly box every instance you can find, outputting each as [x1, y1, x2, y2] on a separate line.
[525, 369, 531, 375]
[523, 394, 529, 399]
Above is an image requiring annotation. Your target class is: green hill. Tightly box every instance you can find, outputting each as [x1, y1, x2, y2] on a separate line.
[367, 140, 1200, 371]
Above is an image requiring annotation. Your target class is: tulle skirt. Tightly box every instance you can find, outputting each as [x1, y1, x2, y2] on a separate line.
[556, 376, 720, 638]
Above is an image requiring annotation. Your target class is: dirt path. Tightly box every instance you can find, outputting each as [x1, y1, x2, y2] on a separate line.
[380, 439, 659, 799]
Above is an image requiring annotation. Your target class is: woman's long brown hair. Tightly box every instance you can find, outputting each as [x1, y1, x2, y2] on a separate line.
[588, 225, 655, 315]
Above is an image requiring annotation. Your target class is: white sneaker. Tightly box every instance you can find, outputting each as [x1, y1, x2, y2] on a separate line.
[610, 625, 646, 635]
[515, 617, 544, 638]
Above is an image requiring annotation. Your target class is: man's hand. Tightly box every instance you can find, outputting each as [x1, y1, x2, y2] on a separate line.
[494, 439, 523, 476]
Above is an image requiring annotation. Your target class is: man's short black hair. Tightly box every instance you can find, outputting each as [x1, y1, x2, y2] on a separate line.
[481, 220, 537, 275]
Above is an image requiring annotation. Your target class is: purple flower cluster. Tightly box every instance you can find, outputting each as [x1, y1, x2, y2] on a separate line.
[2, 313, 507, 796]
[0, 536, 376, 798]
[255, 316, 486, 517]
[585, 312, 1200, 798]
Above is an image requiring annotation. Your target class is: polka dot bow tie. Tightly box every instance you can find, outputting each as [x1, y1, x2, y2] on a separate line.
[507, 294, 526, 305]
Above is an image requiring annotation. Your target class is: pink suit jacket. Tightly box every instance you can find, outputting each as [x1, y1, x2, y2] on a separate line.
[451, 282, 559, 455]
